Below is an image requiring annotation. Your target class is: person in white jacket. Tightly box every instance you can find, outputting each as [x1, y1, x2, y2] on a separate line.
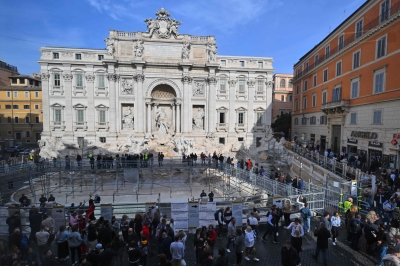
[244, 226, 259, 262]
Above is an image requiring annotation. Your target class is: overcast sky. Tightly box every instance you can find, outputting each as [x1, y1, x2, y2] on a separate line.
[0, 0, 366, 75]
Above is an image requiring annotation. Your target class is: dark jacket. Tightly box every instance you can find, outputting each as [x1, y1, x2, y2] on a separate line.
[99, 249, 118, 266]
[281, 245, 300, 266]
[86, 250, 100, 266]
[214, 255, 228, 266]
[160, 236, 173, 259]
[314, 227, 331, 249]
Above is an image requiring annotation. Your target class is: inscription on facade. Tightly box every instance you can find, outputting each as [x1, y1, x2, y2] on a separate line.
[350, 131, 378, 139]
[120, 44, 133, 56]
[144, 45, 181, 58]
[193, 48, 205, 59]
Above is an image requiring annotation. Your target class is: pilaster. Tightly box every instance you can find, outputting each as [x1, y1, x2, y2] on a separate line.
[85, 72, 96, 138]
[62, 70, 73, 136]
[182, 75, 192, 133]
[40, 71, 51, 138]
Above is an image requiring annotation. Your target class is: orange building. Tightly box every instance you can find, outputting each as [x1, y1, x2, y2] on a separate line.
[272, 74, 293, 122]
[292, 0, 400, 170]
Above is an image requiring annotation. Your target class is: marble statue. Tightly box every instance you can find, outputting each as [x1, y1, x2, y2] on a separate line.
[171, 135, 195, 154]
[169, 19, 181, 39]
[207, 43, 217, 62]
[182, 41, 190, 60]
[144, 18, 158, 38]
[121, 79, 133, 94]
[123, 107, 133, 128]
[193, 108, 205, 130]
[143, 8, 182, 39]
[104, 37, 115, 56]
[155, 107, 169, 134]
[123, 134, 133, 149]
[134, 40, 144, 58]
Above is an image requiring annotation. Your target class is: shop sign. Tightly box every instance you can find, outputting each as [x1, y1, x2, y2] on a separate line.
[369, 141, 383, 148]
[351, 131, 378, 139]
[392, 139, 398, 146]
[347, 139, 358, 144]
[393, 134, 400, 139]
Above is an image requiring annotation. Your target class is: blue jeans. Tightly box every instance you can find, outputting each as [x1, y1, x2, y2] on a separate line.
[315, 246, 328, 265]
[379, 245, 388, 265]
[226, 236, 233, 249]
[384, 211, 393, 224]
[303, 218, 310, 232]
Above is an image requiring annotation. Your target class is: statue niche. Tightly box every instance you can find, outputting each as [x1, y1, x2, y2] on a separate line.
[151, 84, 177, 135]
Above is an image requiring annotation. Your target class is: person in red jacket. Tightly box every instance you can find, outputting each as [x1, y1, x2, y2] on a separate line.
[86, 199, 95, 221]
[206, 224, 217, 253]
[142, 222, 150, 240]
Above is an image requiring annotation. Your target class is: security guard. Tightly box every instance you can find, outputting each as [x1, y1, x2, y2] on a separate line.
[343, 197, 353, 214]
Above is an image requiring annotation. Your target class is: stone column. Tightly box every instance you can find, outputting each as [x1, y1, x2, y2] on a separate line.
[62, 72, 73, 136]
[228, 79, 237, 134]
[39, 71, 51, 138]
[266, 80, 273, 126]
[182, 76, 192, 133]
[147, 102, 151, 133]
[107, 73, 119, 140]
[207, 76, 217, 133]
[85, 73, 95, 135]
[171, 103, 175, 132]
[247, 80, 256, 135]
[134, 73, 145, 134]
[176, 103, 181, 133]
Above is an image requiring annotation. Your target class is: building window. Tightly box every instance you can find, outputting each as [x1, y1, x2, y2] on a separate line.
[258, 62, 263, 68]
[14, 117, 19, 123]
[373, 110, 382, 124]
[19, 78, 24, 84]
[305, 61, 309, 72]
[35, 116, 40, 123]
[99, 110, 106, 123]
[238, 80, 245, 93]
[336, 61, 342, 76]
[313, 75, 317, 87]
[11, 78, 17, 84]
[312, 94, 316, 107]
[353, 50, 361, 69]
[256, 112, 263, 125]
[323, 69, 328, 82]
[54, 109, 62, 122]
[257, 79, 263, 93]
[98, 55, 104, 60]
[350, 113, 357, 124]
[5, 104, 11, 109]
[15, 132, 21, 140]
[98, 75, 105, 88]
[239, 61, 245, 67]
[7, 117, 11, 123]
[7, 130, 11, 134]
[289, 79, 293, 88]
[338, 34, 344, 50]
[320, 115, 327, 125]
[280, 95, 284, 102]
[301, 117, 307, 125]
[99, 137, 106, 143]
[7, 91, 11, 97]
[289, 95, 293, 102]
[76, 74, 83, 87]
[13, 105, 18, 109]
[219, 138, 225, 144]
[220, 60, 226, 66]
[24, 105, 30, 109]
[303, 97, 307, 109]
[325, 45, 330, 59]
[374, 69, 386, 94]
[77, 109, 84, 123]
[294, 118, 298, 125]
[25, 117, 30, 123]
[54, 74, 61, 86]
[351, 79, 359, 99]
[332, 87, 341, 101]
[29, 79, 34, 86]
[296, 85, 299, 94]
[238, 112, 244, 125]
[237, 137, 244, 142]
[24, 91, 29, 98]
[220, 79, 226, 93]
[35, 91, 39, 98]
[26, 131, 30, 138]
[304, 80, 308, 91]
[75, 54, 82, 60]
[219, 112, 225, 123]
[376, 35, 387, 58]
[34, 104, 39, 109]
[53, 53, 59, 59]
[295, 100, 299, 111]
[14, 91, 18, 98]
[314, 54, 319, 67]
[380, 0, 390, 22]
[356, 19, 363, 38]
[310, 116, 316, 124]
[280, 79, 285, 88]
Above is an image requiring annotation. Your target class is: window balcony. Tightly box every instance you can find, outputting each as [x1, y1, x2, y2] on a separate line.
[321, 100, 349, 115]
[73, 121, 88, 131]
[253, 123, 265, 132]
[235, 123, 246, 132]
[216, 123, 228, 132]
[50, 121, 65, 131]
[73, 86, 87, 96]
[95, 87, 109, 96]
[217, 90, 228, 99]
[96, 122, 110, 131]
[50, 86, 64, 95]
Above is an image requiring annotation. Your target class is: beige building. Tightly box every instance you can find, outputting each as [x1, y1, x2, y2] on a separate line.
[272, 74, 293, 122]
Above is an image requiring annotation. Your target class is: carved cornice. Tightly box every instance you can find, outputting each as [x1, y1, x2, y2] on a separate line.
[40, 73, 50, 81]
[228, 80, 237, 87]
[266, 81, 273, 88]
[62, 74, 73, 81]
[134, 73, 145, 82]
[107, 73, 119, 82]
[247, 80, 256, 87]
[207, 76, 217, 84]
[182, 76, 193, 84]
[85, 74, 95, 82]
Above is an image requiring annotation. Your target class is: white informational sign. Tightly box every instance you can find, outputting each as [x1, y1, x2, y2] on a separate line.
[273, 196, 283, 209]
[231, 201, 243, 227]
[53, 206, 66, 230]
[101, 204, 113, 222]
[199, 202, 216, 228]
[351, 180, 358, 197]
[188, 202, 199, 228]
[0, 207, 9, 234]
[171, 202, 188, 231]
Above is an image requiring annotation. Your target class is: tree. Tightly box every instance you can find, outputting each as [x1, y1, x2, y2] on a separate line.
[271, 113, 291, 140]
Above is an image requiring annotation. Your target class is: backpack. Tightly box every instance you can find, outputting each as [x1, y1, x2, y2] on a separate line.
[301, 208, 309, 219]
[214, 210, 221, 221]
[20, 234, 29, 249]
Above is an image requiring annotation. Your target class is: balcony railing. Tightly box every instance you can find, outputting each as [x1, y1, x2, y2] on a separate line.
[0, 61, 18, 72]
[321, 100, 349, 115]
[235, 123, 246, 132]
[50, 86, 64, 95]
[74, 121, 87, 131]
[96, 122, 110, 131]
[253, 123, 265, 132]
[50, 121, 65, 131]
[294, 1, 400, 81]
[216, 123, 228, 132]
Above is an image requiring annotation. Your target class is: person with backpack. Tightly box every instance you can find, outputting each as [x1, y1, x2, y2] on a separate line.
[215, 207, 224, 238]
[300, 203, 312, 233]
[377, 224, 396, 266]
[350, 214, 364, 250]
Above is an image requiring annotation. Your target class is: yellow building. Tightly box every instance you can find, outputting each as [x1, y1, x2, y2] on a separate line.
[0, 75, 42, 150]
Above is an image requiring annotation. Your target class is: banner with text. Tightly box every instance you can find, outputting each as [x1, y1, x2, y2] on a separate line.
[232, 201, 243, 227]
[171, 202, 189, 230]
[188, 202, 200, 228]
[199, 202, 216, 228]
[101, 204, 113, 222]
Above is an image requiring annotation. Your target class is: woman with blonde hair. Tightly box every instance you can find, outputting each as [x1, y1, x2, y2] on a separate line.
[346, 205, 358, 242]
